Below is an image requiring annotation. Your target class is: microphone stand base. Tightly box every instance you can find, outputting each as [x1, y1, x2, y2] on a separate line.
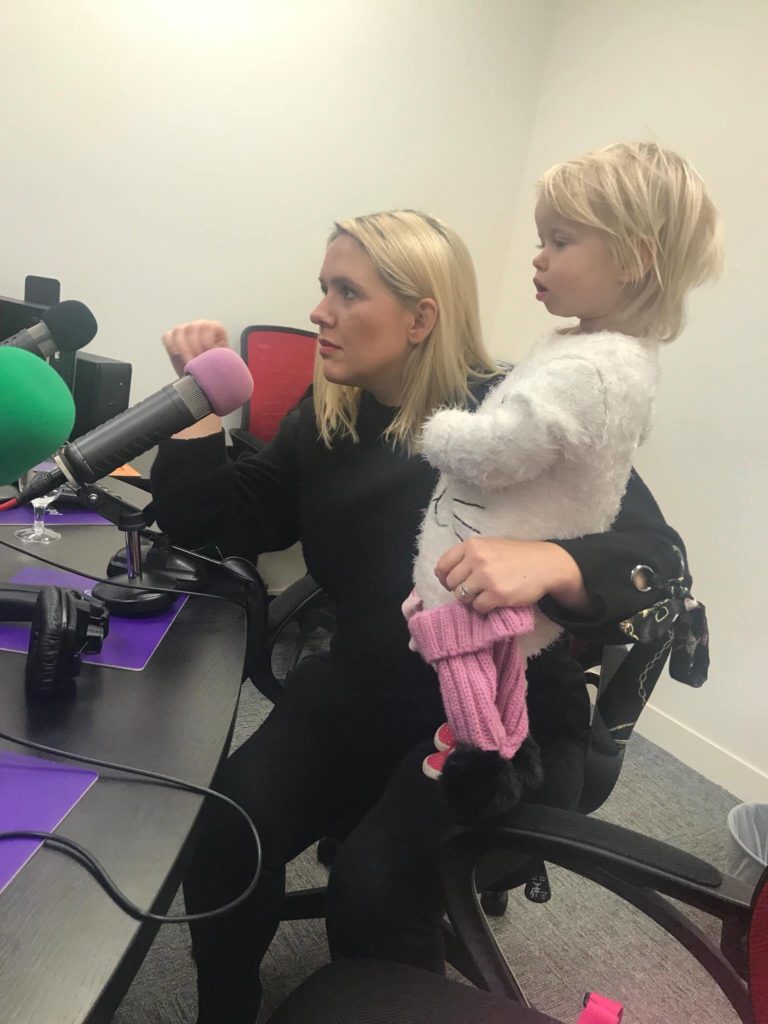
[107, 539, 207, 587]
[92, 574, 176, 617]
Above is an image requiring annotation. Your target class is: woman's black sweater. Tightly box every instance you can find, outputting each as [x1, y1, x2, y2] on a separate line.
[150, 388, 687, 712]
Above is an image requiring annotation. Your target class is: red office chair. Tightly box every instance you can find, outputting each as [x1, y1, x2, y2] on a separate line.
[227, 325, 335, 702]
[230, 325, 317, 454]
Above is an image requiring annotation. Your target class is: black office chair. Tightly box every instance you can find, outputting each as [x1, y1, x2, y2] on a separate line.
[271, 628, 681, 923]
[267, 957, 562, 1023]
[269, 614, 757, 1021]
[436, 808, 764, 1022]
[464, 554, 709, 919]
[475, 637, 670, 916]
[266, 859, 768, 1024]
[225, 324, 336, 703]
[245, 570, 335, 705]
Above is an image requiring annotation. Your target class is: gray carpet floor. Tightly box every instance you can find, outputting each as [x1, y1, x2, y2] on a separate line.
[112, 645, 743, 1024]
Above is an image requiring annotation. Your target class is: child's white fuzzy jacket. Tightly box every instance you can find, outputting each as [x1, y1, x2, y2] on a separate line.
[412, 328, 661, 657]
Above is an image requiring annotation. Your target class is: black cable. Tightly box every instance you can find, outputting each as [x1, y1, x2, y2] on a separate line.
[0, 521, 263, 920]
[0, 533, 241, 606]
[0, 727, 262, 924]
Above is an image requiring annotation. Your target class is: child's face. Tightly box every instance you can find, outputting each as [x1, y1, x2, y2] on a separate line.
[533, 200, 627, 330]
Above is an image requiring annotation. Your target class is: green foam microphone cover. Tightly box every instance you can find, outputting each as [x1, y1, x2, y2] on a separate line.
[0, 347, 76, 485]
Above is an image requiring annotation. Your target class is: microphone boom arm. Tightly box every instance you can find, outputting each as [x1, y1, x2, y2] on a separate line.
[71, 483, 176, 616]
[74, 483, 150, 582]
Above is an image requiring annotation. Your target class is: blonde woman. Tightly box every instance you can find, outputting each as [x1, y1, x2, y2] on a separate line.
[152, 209, 693, 1024]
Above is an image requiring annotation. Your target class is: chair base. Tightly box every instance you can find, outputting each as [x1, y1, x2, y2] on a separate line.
[480, 889, 509, 916]
[281, 886, 327, 921]
[317, 836, 339, 867]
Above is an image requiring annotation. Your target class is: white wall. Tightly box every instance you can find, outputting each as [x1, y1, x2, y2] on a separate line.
[490, 0, 768, 801]
[0, 0, 555, 403]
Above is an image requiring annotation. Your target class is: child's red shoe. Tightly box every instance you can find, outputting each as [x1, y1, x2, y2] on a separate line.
[434, 722, 456, 752]
[423, 749, 451, 780]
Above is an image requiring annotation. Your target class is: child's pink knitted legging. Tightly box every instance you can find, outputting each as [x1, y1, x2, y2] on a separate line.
[404, 592, 535, 760]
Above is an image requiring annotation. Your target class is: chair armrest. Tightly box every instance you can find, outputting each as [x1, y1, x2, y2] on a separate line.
[448, 804, 755, 913]
[266, 573, 330, 647]
[440, 805, 754, 1013]
[244, 573, 334, 702]
[229, 428, 266, 460]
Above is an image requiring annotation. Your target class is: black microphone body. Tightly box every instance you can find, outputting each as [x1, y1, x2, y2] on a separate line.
[18, 375, 211, 504]
[0, 321, 58, 358]
[0, 300, 98, 359]
[65, 379, 209, 482]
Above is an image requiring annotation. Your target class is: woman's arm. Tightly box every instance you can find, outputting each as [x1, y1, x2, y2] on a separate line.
[540, 469, 689, 642]
[435, 470, 688, 643]
[149, 404, 303, 559]
[149, 317, 303, 559]
[435, 537, 592, 613]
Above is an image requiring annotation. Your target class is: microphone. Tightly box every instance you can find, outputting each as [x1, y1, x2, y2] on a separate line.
[15, 347, 253, 504]
[0, 348, 76, 485]
[0, 300, 98, 359]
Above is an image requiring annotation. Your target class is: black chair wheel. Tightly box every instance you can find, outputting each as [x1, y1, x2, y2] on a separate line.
[480, 889, 509, 917]
[317, 836, 339, 867]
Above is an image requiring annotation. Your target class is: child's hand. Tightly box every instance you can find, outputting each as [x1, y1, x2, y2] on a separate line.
[435, 537, 593, 615]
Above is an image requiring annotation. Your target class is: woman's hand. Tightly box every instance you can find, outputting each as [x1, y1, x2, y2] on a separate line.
[162, 320, 231, 378]
[435, 537, 593, 615]
[160, 320, 230, 439]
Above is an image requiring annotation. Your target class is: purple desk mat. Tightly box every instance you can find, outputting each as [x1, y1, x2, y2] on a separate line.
[0, 567, 187, 671]
[0, 751, 98, 895]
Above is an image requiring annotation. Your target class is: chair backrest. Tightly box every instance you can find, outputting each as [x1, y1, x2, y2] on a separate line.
[577, 637, 672, 815]
[577, 645, 631, 814]
[240, 325, 317, 443]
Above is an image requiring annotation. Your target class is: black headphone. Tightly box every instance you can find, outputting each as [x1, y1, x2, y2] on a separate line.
[0, 584, 109, 699]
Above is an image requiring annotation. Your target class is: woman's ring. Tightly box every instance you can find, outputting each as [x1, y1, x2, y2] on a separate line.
[459, 582, 476, 600]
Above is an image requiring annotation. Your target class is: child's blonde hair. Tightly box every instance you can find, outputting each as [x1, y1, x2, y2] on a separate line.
[313, 209, 497, 450]
[538, 142, 723, 342]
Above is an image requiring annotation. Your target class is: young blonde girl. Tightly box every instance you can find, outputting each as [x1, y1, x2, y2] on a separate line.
[405, 142, 723, 821]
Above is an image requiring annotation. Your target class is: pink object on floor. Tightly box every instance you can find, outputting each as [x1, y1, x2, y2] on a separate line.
[578, 992, 624, 1022]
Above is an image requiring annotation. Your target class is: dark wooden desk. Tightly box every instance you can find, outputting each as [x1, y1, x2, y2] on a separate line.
[0, 501, 247, 1023]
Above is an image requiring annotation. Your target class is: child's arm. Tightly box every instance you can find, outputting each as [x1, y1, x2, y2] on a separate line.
[421, 356, 607, 490]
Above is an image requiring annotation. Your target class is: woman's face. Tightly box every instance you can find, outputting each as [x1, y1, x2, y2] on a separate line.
[310, 235, 423, 406]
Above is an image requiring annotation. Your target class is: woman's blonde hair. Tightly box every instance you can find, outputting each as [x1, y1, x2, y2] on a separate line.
[538, 142, 723, 342]
[313, 209, 497, 450]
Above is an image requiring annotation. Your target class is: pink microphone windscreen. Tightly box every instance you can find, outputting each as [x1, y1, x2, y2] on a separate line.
[184, 348, 254, 416]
